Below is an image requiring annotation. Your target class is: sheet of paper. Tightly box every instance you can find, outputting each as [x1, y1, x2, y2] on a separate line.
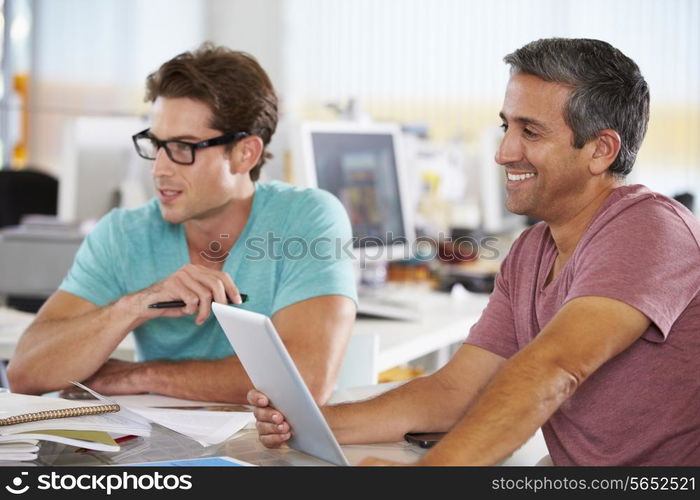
[109, 394, 253, 446]
[0, 441, 39, 452]
[0, 452, 37, 461]
[122, 407, 253, 446]
[0, 437, 40, 462]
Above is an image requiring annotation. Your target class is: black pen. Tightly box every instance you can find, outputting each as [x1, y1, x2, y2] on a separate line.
[148, 294, 248, 309]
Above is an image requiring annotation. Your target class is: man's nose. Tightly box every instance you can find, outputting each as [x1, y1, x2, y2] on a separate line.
[494, 129, 523, 166]
[151, 148, 176, 177]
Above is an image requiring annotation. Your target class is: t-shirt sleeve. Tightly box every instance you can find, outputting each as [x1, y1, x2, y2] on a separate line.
[58, 210, 124, 306]
[271, 189, 358, 315]
[464, 253, 519, 359]
[565, 199, 700, 341]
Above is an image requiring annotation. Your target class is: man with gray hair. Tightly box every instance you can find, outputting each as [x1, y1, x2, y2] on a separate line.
[250, 38, 700, 466]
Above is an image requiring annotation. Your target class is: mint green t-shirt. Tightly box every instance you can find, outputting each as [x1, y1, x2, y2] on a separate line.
[59, 181, 357, 362]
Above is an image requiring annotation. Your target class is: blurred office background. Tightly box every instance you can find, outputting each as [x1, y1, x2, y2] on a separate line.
[0, 0, 698, 307]
[2, 0, 698, 217]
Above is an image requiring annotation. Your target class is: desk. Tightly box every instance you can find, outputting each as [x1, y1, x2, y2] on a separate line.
[9, 385, 547, 467]
[355, 284, 489, 374]
[29, 425, 427, 466]
[0, 286, 489, 389]
[26, 424, 547, 467]
[29, 425, 425, 467]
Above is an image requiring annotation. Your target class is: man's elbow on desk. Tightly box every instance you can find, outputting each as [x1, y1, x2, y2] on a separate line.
[6, 363, 33, 394]
[6, 362, 68, 395]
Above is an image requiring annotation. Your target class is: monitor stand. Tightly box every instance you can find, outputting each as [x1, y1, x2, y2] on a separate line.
[355, 263, 421, 321]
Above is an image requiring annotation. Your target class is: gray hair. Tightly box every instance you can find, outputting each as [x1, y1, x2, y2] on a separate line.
[504, 38, 649, 177]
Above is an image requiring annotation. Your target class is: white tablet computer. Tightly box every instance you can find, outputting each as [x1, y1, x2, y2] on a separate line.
[211, 303, 350, 466]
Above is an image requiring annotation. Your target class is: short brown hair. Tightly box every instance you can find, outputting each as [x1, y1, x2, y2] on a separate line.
[145, 42, 278, 181]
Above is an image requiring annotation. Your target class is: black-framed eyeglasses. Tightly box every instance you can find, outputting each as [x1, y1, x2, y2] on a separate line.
[131, 128, 250, 165]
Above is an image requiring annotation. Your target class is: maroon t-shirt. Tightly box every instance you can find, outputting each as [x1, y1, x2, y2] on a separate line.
[466, 184, 700, 465]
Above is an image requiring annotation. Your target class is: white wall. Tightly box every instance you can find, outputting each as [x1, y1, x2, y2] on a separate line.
[204, 0, 289, 181]
[19, 0, 700, 203]
[280, 0, 700, 198]
[29, 0, 205, 178]
[27, 0, 294, 184]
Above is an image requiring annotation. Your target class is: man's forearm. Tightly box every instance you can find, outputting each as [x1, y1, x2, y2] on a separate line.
[130, 357, 254, 403]
[418, 353, 573, 465]
[323, 345, 505, 446]
[7, 298, 141, 394]
[326, 373, 479, 445]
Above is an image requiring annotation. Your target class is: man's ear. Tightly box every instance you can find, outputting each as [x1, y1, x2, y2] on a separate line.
[589, 129, 621, 176]
[230, 136, 264, 175]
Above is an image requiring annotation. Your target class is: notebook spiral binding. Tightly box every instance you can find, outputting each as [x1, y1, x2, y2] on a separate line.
[0, 403, 121, 426]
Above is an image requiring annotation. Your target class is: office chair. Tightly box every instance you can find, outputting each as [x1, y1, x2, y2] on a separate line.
[0, 168, 59, 312]
[0, 168, 58, 228]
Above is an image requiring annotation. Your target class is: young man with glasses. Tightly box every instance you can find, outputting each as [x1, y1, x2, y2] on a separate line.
[8, 43, 357, 404]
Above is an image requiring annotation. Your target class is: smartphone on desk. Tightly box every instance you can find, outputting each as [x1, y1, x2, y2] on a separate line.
[404, 432, 447, 449]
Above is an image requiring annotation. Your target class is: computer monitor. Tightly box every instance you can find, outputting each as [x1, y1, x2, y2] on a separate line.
[297, 121, 415, 267]
[58, 116, 153, 222]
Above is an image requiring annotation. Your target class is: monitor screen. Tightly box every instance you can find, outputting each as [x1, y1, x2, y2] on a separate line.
[306, 126, 411, 251]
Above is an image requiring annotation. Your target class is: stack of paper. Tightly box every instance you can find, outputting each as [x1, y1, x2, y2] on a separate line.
[0, 439, 40, 461]
[0, 429, 125, 461]
[0, 390, 151, 461]
[1, 388, 253, 461]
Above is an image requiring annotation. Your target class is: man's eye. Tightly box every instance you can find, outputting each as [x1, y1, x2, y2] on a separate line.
[523, 128, 537, 138]
[499, 123, 508, 132]
[170, 142, 191, 153]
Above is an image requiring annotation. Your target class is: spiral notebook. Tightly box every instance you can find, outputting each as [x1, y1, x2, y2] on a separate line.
[0, 382, 120, 426]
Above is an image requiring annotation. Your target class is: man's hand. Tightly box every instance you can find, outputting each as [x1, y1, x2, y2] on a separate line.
[247, 389, 292, 447]
[129, 264, 243, 325]
[248, 387, 418, 465]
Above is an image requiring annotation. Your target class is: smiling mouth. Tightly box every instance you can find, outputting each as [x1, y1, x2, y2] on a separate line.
[506, 172, 536, 182]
